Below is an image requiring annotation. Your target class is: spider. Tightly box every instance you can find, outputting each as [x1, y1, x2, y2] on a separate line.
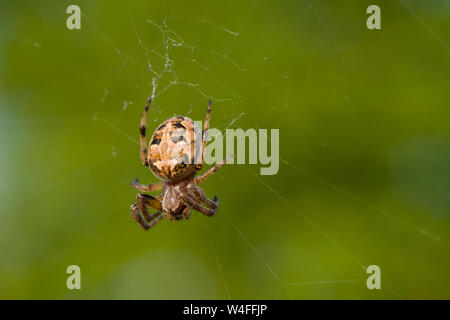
[130, 98, 230, 230]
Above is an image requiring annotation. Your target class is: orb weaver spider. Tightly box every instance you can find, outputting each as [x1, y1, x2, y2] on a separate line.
[130, 98, 230, 230]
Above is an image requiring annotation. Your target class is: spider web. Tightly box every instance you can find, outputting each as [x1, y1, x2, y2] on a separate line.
[63, 0, 448, 299]
[4, 0, 449, 299]
[81, 0, 372, 298]
[82, 0, 403, 299]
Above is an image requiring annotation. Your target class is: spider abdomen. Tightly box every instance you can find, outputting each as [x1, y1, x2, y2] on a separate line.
[148, 116, 200, 182]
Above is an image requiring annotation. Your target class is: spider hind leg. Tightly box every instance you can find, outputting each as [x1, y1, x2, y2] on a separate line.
[139, 97, 152, 167]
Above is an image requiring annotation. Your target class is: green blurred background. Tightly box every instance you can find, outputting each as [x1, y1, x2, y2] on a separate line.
[1, 0, 449, 299]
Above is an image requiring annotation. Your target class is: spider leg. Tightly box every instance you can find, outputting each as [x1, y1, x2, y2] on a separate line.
[130, 194, 163, 230]
[193, 154, 233, 185]
[182, 206, 191, 220]
[139, 97, 152, 167]
[196, 100, 212, 170]
[180, 194, 217, 217]
[187, 184, 218, 210]
[144, 210, 162, 222]
[131, 178, 163, 192]
[136, 193, 162, 221]
[131, 205, 163, 230]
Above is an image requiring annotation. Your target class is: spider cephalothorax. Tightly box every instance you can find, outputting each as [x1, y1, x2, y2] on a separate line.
[130, 99, 229, 230]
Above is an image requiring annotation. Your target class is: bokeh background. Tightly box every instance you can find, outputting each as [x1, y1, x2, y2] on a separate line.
[1, 0, 449, 299]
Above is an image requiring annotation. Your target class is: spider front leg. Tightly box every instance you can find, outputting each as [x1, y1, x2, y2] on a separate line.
[131, 193, 163, 230]
[187, 184, 218, 210]
[136, 193, 162, 220]
[180, 194, 217, 217]
[182, 206, 191, 220]
[139, 97, 152, 167]
[131, 206, 163, 230]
